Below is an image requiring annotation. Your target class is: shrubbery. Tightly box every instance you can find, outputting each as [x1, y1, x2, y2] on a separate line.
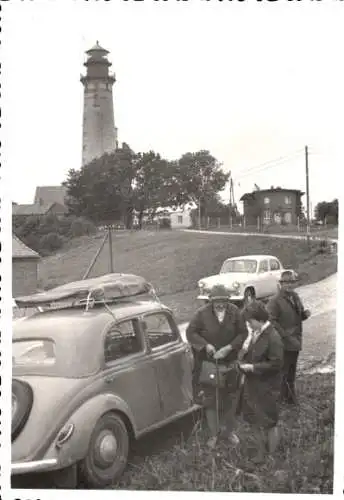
[13, 214, 97, 256]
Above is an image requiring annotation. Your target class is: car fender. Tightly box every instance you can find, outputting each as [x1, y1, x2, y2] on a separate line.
[43, 392, 137, 469]
[244, 282, 256, 294]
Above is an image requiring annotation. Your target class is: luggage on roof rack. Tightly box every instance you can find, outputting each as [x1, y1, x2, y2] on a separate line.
[15, 274, 157, 310]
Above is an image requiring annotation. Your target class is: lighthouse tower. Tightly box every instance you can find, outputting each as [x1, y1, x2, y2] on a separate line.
[80, 42, 118, 166]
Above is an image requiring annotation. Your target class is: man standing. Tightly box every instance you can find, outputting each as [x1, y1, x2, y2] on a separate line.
[266, 270, 311, 405]
[186, 284, 247, 448]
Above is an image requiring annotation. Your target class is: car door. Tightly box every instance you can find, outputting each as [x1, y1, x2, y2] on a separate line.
[255, 258, 275, 298]
[141, 311, 194, 420]
[102, 318, 163, 432]
[269, 258, 283, 295]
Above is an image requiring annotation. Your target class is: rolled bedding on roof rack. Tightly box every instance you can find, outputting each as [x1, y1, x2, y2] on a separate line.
[15, 273, 157, 309]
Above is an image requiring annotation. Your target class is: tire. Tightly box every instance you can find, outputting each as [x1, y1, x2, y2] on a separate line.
[12, 379, 33, 441]
[244, 287, 256, 306]
[78, 413, 129, 488]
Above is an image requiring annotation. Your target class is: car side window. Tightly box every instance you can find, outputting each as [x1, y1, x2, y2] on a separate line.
[142, 313, 179, 349]
[270, 259, 281, 271]
[258, 260, 269, 273]
[104, 319, 143, 364]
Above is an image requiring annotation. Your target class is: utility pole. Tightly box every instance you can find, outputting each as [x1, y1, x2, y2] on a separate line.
[305, 145, 311, 246]
[108, 225, 114, 273]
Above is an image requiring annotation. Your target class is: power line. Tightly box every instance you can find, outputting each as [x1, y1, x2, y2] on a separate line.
[233, 152, 304, 181]
[232, 149, 304, 179]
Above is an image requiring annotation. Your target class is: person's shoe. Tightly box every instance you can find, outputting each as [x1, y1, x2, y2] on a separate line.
[206, 436, 218, 449]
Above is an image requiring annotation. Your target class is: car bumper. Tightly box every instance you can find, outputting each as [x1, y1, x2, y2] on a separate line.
[11, 458, 58, 475]
[197, 294, 244, 302]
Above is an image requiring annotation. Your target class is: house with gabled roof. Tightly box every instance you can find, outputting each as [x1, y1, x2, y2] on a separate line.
[240, 186, 304, 226]
[12, 201, 68, 220]
[13, 234, 40, 297]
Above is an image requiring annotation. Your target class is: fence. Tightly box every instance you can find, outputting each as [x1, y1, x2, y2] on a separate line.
[192, 216, 338, 236]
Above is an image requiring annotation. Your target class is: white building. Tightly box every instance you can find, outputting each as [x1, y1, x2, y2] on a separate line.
[156, 202, 196, 229]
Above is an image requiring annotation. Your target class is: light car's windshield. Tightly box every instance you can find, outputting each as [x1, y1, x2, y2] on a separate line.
[220, 259, 257, 274]
[13, 339, 56, 367]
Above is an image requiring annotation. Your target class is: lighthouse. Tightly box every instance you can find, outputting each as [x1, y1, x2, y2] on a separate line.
[80, 42, 118, 166]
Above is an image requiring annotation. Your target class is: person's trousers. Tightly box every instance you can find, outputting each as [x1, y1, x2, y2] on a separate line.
[281, 350, 299, 402]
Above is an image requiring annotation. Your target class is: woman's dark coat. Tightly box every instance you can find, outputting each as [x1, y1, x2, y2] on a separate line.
[238, 324, 284, 428]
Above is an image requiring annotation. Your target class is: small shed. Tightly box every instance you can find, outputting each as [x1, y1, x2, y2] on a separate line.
[12, 235, 40, 297]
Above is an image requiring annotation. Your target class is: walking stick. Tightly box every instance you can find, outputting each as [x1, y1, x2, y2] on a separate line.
[215, 359, 220, 435]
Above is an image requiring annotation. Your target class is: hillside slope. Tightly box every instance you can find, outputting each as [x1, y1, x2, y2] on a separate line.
[38, 229, 337, 324]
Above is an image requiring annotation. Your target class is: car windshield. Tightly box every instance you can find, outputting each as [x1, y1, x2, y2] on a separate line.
[220, 259, 257, 274]
[13, 339, 56, 367]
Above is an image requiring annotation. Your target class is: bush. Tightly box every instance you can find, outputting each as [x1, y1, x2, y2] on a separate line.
[39, 232, 65, 255]
[69, 217, 97, 238]
[13, 214, 97, 256]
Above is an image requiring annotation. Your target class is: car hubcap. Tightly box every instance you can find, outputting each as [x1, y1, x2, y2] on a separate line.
[94, 430, 118, 468]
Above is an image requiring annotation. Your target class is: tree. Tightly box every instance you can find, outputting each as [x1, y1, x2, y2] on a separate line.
[168, 150, 230, 218]
[63, 145, 137, 227]
[131, 151, 174, 229]
[314, 199, 338, 224]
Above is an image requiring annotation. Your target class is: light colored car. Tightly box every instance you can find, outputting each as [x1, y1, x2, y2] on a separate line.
[12, 274, 198, 488]
[197, 255, 296, 305]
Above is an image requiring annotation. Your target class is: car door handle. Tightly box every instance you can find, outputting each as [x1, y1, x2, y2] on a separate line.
[105, 375, 116, 384]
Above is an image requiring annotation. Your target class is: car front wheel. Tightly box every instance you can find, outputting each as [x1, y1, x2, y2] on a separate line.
[78, 412, 129, 488]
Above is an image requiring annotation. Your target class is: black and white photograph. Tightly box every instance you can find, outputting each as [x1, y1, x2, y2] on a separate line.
[0, 0, 342, 497]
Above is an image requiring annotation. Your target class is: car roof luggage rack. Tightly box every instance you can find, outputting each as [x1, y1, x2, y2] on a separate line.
[15, 274, 160, 313]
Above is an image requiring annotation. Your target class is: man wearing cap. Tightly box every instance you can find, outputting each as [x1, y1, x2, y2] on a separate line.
[266, 270, 311, 405]
[186, 284, 247, 448]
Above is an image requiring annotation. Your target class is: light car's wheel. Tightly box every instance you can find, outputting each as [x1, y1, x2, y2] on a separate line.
[78, 413, 129, 488]
[12, 379, 33, 441]
[244, 287, 256, 306]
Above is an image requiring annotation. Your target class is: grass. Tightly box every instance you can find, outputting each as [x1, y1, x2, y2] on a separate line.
[115, 373, 334, 493]
[38, 229, 337, 323]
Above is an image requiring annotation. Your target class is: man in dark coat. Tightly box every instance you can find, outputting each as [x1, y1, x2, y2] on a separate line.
[186, 284, 247, 448]
[266, 270, 311, 405]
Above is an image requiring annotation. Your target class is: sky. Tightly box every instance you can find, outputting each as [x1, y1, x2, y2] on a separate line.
[2, 0, 343, 214]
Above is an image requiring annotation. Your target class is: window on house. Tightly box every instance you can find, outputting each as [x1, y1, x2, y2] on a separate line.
[104, 319, 143, 363]
[284, 212, 292, 224]
[285, 196, 292, 205]
[264, 197, 270, 205]
[142, 313, 179, 349]
[177, 215, 183, 224]
[263, 210, 271, 222]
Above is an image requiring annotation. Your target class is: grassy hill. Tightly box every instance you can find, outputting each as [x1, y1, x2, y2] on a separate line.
[39, 229, 337, 323]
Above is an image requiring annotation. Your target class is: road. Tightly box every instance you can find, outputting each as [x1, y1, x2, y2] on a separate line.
[181, 228, 338, 244]
[179, 273, 337, 374]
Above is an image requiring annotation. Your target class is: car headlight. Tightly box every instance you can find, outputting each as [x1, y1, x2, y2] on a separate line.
[232, 282, 241, 294]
